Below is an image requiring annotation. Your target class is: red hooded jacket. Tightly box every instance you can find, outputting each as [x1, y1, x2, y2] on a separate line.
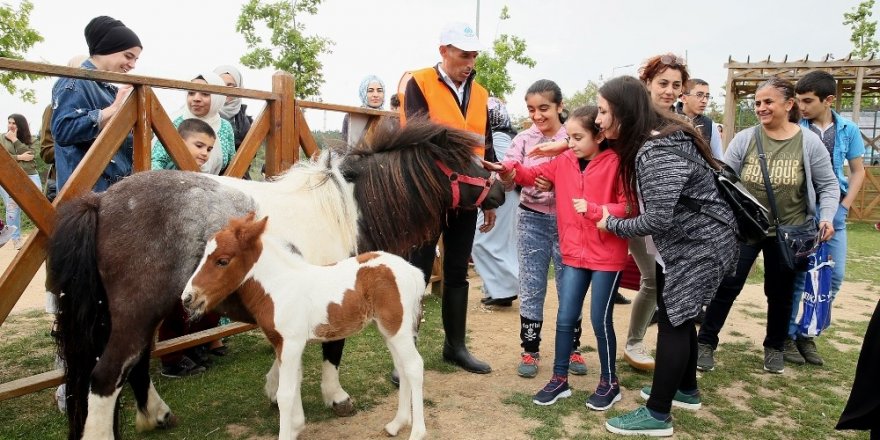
[504, 148, 631, 271]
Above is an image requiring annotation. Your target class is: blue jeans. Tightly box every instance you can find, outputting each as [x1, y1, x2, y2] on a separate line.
[0, 174, 43, 240]
[517, 208, 563, 322]
[554, 265, 620, 378]
[789, 203, 848, 338]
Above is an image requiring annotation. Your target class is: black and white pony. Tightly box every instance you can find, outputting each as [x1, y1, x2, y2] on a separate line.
[48, 120, 504, 439]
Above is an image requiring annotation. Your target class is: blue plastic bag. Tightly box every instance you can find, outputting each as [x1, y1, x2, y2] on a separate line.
[798, 242, 834, 337]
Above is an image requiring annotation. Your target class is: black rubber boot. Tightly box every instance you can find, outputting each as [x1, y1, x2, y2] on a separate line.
[442, 285, 491, 373]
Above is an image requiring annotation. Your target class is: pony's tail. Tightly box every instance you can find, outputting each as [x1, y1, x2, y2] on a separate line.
[48, 193, 110, 440]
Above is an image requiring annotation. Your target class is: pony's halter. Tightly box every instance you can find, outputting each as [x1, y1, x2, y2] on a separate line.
[434, 160, 498, 209]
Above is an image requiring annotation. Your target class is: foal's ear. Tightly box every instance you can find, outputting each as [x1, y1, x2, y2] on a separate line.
[238, 215, 269, 245]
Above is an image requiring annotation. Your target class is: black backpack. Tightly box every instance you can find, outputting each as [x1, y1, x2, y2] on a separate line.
[660, 146, 771, 244]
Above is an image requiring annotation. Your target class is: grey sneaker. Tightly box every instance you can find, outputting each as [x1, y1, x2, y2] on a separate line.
[696, 343, 715, 372]
[783, 338, 806, 365]
[796, 336, 824, 366]
[763, 347, 784, 374]
[517, 352, 539, 378]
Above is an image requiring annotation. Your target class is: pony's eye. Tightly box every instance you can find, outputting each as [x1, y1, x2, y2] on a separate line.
[216, 258, 230, 267]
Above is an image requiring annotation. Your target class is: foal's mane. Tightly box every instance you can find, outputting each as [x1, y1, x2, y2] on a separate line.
[343, 119, 480, 254]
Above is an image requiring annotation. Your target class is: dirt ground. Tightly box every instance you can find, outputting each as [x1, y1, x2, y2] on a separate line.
[2, 235, 876, 439]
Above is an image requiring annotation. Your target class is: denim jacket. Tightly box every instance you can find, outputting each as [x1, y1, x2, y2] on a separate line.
[799, 110, 865, 195]
[51, 59, 133, 192]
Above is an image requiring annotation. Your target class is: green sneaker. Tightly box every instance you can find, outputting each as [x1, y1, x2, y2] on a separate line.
[639, 386, 702, 410]
[517, 352, 539, 378]
[605, 406, 673, 437]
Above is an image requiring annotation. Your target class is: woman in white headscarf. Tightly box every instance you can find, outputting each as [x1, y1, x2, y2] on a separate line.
[151, 71, 235, 174]
[342, 74, 386, 142]
[214, 65, 253, 150]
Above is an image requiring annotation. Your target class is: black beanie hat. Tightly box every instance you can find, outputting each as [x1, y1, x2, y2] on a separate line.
[84, 16, 142, 56]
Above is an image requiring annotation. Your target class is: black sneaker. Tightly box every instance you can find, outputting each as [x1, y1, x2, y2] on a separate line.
[613, 291, 632, 305]
[763, 347, 784, 374]
[161, 356, 207, 378]
[533, 374, 571, 406]
[483, 296, 517, 307]
[696, 343, 715, 372]
[783, 338, 806, 365]
[586, 377, 621, 411]
[796, 336, 824, 366]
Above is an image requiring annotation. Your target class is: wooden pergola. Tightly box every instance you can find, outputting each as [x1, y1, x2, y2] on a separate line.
[722, 54, 880, 222]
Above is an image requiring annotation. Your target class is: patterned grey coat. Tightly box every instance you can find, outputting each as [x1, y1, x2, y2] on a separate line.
[606, 130, 739, 326]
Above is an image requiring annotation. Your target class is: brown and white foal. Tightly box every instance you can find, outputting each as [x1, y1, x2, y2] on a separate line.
[181, 213, 428, 440]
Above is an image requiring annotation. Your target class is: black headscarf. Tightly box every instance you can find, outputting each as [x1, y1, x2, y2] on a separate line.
[84, 16, 142, 56]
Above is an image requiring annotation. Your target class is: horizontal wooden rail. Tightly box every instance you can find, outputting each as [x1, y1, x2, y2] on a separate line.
[0, 57, 278, 100]
[0, 322, 258, 401]
[297, 100, 398, 117]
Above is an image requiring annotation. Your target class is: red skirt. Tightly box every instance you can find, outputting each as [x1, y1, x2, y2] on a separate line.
[619, 255, 641, 291]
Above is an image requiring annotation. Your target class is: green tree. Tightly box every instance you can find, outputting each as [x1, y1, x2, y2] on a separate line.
[0, 0, 43, 103]
[843, 0, 880, 58]
[236, 0, 333, 99]
[475, 6, 536, 99]
[565, 81, 600, 110]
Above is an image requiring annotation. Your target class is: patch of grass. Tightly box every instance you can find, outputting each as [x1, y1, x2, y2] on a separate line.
[505, 330, 869, 440]
[845, 222, 880, 285]
[0, 294, 451, 439]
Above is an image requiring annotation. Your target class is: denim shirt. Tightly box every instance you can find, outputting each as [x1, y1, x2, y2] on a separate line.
[799, 110, 865, 195]
[51, 59, 133, 192]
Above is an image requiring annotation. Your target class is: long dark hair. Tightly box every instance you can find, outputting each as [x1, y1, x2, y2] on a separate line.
[8, 113, 32, 145]
[526, 79, 568, 123]
[599, 76, 717, 202]
[757, 77, 799, 123]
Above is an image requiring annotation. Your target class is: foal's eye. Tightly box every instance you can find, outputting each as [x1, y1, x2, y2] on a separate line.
[216, 258, 230, 267]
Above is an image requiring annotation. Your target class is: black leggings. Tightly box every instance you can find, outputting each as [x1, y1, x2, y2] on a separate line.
[646, 263, 698, 415]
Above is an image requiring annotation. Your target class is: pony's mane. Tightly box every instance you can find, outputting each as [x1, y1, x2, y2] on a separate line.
[268, 150, 359, 255]
[342, 120, 481, 254]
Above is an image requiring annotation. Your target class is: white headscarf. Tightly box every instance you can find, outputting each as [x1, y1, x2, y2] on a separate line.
[214, 65, 243, 120]
[175, 72, 227, 174]
[358, 74, 385, 109]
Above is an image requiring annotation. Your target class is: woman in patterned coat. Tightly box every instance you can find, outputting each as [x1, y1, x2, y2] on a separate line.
[596, 76, 738, 437]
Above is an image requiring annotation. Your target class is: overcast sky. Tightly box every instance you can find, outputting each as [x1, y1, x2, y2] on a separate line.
[0, 0, 875, 132]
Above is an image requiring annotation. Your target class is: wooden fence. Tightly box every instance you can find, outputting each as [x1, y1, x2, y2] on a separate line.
[0, 57, 398, 400]
[850, 165, 880, 223]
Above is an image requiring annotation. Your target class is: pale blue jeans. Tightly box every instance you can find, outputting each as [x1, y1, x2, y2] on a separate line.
[0, 174, 43, 240]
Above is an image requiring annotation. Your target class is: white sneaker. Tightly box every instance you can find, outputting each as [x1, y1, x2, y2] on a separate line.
[624, 342, 655, 371]
[0, 225, 16, 248]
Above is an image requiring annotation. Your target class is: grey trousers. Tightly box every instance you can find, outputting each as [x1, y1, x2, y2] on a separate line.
[625, 236, 658, 347]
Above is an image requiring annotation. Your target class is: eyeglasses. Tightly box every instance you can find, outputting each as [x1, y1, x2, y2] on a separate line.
[684, 92, 711, 101]
[660, 54, 686, 66]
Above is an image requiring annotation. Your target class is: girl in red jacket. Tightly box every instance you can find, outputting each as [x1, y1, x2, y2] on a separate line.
[494, 106, 631, 410]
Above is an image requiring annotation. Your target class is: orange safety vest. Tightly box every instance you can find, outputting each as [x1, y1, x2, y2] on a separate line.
[400, 67, 488, 157]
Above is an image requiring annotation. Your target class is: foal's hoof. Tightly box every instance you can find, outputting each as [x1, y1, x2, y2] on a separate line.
[157, 412, 178, 429]
[331, 397, 357, 417]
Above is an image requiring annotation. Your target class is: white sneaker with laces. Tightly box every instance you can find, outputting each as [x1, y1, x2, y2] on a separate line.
[624, 342, 655, 371]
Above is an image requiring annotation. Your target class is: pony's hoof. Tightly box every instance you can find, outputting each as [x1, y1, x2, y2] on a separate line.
[331, 397, 357, 417]
[157, 412, 178, 429]
[383, 423, 400, 437]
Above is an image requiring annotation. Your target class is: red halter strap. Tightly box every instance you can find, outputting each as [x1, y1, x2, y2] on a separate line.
[435, 161, 497, 209]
